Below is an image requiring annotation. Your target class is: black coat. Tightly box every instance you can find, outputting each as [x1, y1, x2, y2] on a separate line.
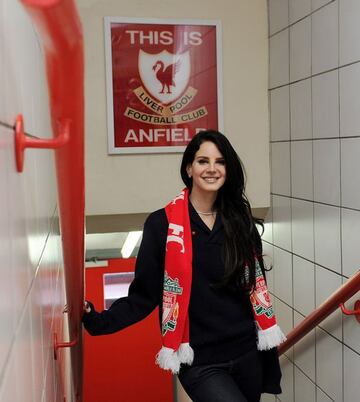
[83, 203, 282, 395]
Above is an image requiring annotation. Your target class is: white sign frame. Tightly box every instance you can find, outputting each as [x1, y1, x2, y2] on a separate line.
[104, 17, 223, 154]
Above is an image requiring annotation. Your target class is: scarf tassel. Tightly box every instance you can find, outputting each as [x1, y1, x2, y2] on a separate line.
[257, 324, 287, 351]
[156, 343, 194, 374]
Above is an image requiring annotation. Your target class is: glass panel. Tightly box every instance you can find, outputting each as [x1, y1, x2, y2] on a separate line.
[103, 272, 135, 309]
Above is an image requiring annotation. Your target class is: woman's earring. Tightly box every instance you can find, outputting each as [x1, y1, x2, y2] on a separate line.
[188, 174, 192, 178]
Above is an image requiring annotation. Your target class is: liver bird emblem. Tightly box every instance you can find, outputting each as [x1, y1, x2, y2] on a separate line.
[152, 60, 181, 94]
[138, 50, 190, 104]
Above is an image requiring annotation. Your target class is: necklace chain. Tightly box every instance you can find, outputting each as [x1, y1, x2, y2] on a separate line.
[190, 197, 216, 216]
[195, 209, 216, 216]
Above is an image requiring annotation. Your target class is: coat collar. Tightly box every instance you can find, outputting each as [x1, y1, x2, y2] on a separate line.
[188, 201, 222, 237]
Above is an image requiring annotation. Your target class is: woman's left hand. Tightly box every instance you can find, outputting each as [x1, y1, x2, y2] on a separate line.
[83, 300, 92, 313]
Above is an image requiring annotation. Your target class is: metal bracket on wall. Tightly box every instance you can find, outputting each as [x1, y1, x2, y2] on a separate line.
[53, 304, 78, 360]
[53, 332, 78, 360]
[15, 114, 70, 172]
[340, 300, 360, 324]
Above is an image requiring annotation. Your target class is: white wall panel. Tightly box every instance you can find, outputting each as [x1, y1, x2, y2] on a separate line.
[312, 0, 333, 12]
[294, 367, 315, 402]
[341, 138, 360, 209]
[343, 292, 360, 356]
[263, 205, 274, 244]
[272, 195, 292, 250]
[313, 139, 340, 205]
[270, 29, 290, 88]
[0, 353, 18, 402]
[278, 355, 295, 402]
[269, 0, 289, 35]
[341, 208, 360, 277]
[275, 297, 294, 336]
[291, 199, 314, 260]
[311, 1, 338, 74]
[290, 17, 311, 81]
[290, 0, 311, 24]
[291, 140, 313, 199]
[312, 70, 339, 139]
[340, 63, 360, 137]
[344, 345, 360, 402]
[316, 388, 333, 402]
[339, 0, 360, 65]
[270, 86, 290, 141]
[274, 248, 293, 305]
[315, 264, 342, 340]
[293, 256, 315, 315]
[290, 79, 312, 140]
[316, 328, 343, 402]
[271, 142, 291, 195]
[0, 125, 15, 375]
[294, 311, 316, 381]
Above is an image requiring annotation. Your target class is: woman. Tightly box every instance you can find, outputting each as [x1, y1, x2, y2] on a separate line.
[83, 130, 284, 402]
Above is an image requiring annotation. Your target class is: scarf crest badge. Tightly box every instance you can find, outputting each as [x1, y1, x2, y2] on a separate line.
[250, 261, 275, 320]
[162, 272, 183, 335]
[155, 188, 286, 374]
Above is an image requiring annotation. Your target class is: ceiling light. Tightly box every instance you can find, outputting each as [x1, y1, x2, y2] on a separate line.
[121, 231, 142, 258]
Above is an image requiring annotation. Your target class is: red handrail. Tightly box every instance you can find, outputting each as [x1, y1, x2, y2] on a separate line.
[19, 0, 84, 399]
[278, 269, 360, 355]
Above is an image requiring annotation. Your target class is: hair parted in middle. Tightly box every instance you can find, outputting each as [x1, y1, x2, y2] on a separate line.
[180, 129, 265, 292]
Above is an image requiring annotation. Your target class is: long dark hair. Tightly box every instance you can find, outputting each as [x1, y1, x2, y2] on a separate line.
[180, 130, 264, 292]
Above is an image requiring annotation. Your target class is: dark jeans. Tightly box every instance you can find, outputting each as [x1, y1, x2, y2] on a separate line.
[177, 348, 263, 402]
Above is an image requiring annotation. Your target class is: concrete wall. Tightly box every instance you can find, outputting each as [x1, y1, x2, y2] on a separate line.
[78, 0, 270, 216]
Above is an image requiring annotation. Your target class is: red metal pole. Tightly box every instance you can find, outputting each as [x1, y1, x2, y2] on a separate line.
[19, 0, 84, 399]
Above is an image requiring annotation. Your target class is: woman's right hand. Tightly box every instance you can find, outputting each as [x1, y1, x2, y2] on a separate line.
[82, 301, 105, 336]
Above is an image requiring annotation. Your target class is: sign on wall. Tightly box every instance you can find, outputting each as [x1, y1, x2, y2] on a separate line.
[104, 17, 223, 154]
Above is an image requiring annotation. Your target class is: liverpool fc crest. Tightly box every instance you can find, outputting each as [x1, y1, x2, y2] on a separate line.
[162, 272, 183, 335]
[139, 49, 190, 104]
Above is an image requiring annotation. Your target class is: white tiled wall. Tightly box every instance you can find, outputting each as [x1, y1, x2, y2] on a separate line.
[339, 64, 360, 138]
[272, 195, 292, 251]
[339, 0, 360, 65]
[313, 139, 340, 205]
[268, 0, 360, 400]
[270, 30, 290, 88]
[270, 86, 290, 141]
[294, 312, 316, 381]
[274, 248, 293, 305]
[312, 70, 339, 139]
[269, 0, 289, 35]
[290, 17, 311, 82]
[291, 140, 313, 199]
[290, 79, 312, 140]
[294, 366, 316, 402]
[271, 142, 291, 195]
[293, 257, 315, 316]
[311, 1, 338, 75]
[289, 0, 311, 24]
[341, 138, 360, 209]
[291, 199, 314, 260]
[0, 0, 72, 401]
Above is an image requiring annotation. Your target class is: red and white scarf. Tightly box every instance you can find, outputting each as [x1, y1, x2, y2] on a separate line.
[156, 189, 286, 373]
